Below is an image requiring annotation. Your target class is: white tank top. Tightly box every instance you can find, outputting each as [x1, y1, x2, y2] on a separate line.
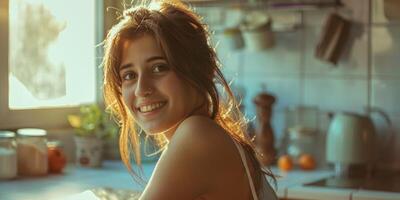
[231, 139, 278, 200]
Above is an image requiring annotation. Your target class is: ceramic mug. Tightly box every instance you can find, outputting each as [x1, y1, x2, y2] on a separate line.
[223, 27, 244, 50]
[240, 11, 274, 51]
[384, 0, 400, 20]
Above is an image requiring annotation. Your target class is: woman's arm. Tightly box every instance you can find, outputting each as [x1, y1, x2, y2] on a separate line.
[139, 116, 226, 200]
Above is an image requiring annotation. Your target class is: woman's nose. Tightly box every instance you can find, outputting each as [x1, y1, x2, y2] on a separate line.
[135, 75, 154, 97]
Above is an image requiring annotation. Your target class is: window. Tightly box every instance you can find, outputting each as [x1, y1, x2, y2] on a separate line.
[0, 0, 104, 129]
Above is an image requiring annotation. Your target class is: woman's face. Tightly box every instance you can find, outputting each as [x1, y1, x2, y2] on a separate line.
[119, 35, 202, 137]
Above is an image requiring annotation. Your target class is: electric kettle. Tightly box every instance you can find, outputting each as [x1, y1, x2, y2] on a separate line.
[326, 112, 375, 165]
[326, 108, 392, 177]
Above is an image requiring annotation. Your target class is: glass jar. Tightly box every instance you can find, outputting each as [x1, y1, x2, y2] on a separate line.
[17, 128, 48, 176]
[47, 140, 67, 173]
[280, 106, 319, 155]
[0, 131, 17, 179]
[287, 127, 317, 159]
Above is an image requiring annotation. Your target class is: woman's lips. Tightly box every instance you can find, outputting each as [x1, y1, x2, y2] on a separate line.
[135, 101, 167, 119]
[137, 101, 167, 113]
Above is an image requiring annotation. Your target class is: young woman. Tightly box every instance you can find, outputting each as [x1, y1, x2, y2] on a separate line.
[102, 1, 278, 199]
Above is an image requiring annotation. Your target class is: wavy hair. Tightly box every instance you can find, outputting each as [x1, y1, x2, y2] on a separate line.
[102, 0, 275, 194]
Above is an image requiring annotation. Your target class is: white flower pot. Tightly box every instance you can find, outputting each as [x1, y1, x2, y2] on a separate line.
[74, 136, 103, 167]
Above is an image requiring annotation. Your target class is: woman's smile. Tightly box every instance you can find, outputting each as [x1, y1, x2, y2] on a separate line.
[135, 101, 167, 119]
[137, 101, 166, 113]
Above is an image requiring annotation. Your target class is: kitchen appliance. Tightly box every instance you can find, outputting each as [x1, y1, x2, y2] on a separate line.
[326, 109, 391, 178]
[307, 109, 399, 193]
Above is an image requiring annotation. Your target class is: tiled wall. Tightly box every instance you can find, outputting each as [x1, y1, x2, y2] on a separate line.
[204, 0, 400, 168]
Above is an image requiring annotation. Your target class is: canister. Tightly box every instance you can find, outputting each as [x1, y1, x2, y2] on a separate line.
[17, 128, 48, 176]
[0, 131, 17, 179]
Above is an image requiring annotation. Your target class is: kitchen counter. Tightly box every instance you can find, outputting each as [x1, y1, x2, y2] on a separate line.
[0, 161, 399, 200]
[0, 161, 155, 200]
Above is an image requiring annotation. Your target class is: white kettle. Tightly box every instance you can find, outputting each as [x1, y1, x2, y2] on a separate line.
[326, 112, 376, 165]
[326, 108, 392, 175]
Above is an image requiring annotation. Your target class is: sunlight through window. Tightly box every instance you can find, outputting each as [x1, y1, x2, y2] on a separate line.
[9, 0, 97, 110]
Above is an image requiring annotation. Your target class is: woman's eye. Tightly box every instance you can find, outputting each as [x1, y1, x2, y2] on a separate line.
[122, 72, 136, 81]
[153, 64, 169, 73]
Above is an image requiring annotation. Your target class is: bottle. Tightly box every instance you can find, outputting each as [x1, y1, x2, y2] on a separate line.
[0, 131, 17, 179]
[17, 128, 48, 176]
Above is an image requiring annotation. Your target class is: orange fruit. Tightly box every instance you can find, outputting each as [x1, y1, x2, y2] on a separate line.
[278, 155, 293, 172]
[299, 154, 316, 170]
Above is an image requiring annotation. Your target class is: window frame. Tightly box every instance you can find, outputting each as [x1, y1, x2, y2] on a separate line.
[0, 0, 105, 130]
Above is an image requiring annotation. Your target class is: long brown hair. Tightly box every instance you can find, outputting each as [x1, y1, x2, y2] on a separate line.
[102, 0, 275, 194]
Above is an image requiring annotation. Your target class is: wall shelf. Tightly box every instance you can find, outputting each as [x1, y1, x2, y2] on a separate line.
[184, 0, 342, 11]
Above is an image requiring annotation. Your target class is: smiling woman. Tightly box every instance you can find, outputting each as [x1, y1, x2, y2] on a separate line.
[0, 0, 103, 129]
[102, 0, 278, 199]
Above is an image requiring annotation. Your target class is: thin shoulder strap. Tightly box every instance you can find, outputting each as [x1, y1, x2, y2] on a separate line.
[232, 140, 259, 200]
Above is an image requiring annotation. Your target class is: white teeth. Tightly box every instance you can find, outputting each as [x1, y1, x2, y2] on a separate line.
[139, 102, 165, 113]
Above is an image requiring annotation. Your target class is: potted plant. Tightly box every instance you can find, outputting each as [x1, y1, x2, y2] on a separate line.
[68, 104, 118, 167]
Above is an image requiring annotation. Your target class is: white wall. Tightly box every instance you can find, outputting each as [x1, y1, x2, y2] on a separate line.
[205, 0, 400, 169]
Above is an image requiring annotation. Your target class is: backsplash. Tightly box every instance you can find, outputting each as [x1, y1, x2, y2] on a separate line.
[202, 0, 400, 168]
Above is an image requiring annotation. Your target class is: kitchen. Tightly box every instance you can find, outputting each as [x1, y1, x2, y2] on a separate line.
[0, 0, 400, 199]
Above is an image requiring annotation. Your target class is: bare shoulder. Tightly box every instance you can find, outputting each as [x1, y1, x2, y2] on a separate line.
[169, 115, 241, 173]
[170, 115, 235, 158]
[177, 115, 221, 132]
[172, 115, 225, 141]
[141, 115, 246, 199]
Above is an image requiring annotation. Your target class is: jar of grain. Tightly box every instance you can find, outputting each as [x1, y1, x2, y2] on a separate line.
[17, 128, 48, 176]
[0, 131, 17, 179]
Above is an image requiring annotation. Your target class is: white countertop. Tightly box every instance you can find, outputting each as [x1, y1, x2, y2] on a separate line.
[1, 161, 399, 200]
[272, 167, 335, 197]
[0, 161, 155, 200]
[277, 169, 400, 200]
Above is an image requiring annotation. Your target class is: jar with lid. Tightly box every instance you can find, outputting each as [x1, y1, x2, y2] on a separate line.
[17, 128, 48, 176]
[0, 131, 17, 179]
[47, 140, 67, 173]
[286, 126, 317, 159]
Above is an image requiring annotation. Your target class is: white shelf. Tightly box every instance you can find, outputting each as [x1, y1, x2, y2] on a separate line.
[184, 0, 341, 11]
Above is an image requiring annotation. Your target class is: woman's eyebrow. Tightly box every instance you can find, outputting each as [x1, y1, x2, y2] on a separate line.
[119, 63, 132, 72]
[119, 56, 166, 72]
[146, 56, 165, 63]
